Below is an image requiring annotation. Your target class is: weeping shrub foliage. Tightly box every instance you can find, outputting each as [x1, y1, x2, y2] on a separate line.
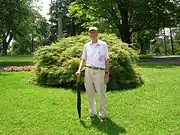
[33, 33, 144, 90]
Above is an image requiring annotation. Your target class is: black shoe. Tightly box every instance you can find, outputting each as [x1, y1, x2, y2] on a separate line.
[89, 115, 96, 119]
[100, 117, 107, 122]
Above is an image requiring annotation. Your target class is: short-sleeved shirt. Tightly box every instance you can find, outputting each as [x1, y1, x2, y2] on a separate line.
[81, 39, 109, 69]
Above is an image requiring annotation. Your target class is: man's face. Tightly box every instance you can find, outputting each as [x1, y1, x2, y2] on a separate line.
[88, 30, 98, 40]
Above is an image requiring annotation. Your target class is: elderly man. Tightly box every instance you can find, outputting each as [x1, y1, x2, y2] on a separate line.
[76, 26, 110, 122]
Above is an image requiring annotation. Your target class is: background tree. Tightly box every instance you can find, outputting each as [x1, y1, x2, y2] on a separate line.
[48, 0, 76, 44]
[0, 0, 36, 55]
[68, 0, 180, 44]
[132, 29, 158, 54]
[10, 12, 50, 55]
[67, 2, 117, 34]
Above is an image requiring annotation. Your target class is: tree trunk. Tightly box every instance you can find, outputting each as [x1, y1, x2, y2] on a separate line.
[163, 28, 167, 55]
[31, 34, 34, 53]
[169, 27, 175, 55]
[118, 5, 132, 44]
[58, 13, 63, 39]
[119, 25, 132, 44]
[1, 32, 12, 56]
[138, 37, 147, 54]
[71, 19, 76, 36]
[2, 42, 8, 56]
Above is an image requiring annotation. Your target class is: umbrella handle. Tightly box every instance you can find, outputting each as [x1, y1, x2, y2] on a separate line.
[77, 73, 81, 83]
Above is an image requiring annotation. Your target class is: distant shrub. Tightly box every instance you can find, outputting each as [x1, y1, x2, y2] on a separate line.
[33, 33, 144, 90]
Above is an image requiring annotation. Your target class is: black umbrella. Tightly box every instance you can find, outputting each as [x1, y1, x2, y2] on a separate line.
[76, 75, 81, 119]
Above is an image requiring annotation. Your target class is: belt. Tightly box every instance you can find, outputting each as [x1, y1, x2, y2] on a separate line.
[86, 66, 105, 70]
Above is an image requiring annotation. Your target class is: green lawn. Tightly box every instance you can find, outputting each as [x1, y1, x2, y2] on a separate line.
[0, 55, 33, 67]
[0, 64, 180, 135]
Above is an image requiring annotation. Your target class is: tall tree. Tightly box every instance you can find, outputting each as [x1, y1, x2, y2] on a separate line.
[67, 2, 116, 34]
[11, 12, 51, 55]
[132, 29, 158, 54]
[48, 0, 75, 43]
[68, 0, 180, 44]
[169, 27, 175, 55]
[0, 0, 35, 55]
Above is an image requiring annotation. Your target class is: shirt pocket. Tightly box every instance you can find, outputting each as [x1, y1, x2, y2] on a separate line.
[98, 51, 105, 62]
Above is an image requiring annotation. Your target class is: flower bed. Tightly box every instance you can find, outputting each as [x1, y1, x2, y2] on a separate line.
[3, 65, 35, 72]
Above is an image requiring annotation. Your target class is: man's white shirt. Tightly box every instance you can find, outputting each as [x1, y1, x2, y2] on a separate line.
[81, 39, 109, 69]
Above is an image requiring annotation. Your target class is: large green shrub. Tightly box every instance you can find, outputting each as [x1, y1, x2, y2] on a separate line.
[33, 33, 144, 90]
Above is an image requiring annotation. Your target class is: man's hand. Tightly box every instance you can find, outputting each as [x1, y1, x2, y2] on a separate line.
[104, 73, 109, 84]
[76, 60, 85, 76]
[76, 70, 81, 76]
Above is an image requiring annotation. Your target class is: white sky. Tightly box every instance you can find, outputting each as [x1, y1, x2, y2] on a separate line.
[35, 0, 51, 19]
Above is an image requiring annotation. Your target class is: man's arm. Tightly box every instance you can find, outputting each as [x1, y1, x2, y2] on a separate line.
[77, 59, 86, 73]
[104, 43, 109, 74]
[105, 59, 109, 74]
[104, 59, 110, 84]
[104, 43, 110, 84]
[76, 45, 87, 75]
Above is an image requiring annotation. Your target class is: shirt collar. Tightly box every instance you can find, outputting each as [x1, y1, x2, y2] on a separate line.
[90, 39, 100, 46]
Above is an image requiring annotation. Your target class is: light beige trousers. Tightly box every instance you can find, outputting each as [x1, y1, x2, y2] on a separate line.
[84, 67, 107, 118]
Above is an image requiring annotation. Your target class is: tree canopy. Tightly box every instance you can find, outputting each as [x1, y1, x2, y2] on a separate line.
[0, 0, 47, 55]
[68, 0, 180, 44]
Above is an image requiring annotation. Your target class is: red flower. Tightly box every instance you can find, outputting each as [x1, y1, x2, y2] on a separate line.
[3, 65, 35, 72]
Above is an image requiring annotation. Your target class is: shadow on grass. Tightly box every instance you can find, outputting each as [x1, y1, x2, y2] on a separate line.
[138, 63, 177, 69]
[45, 82, 140, 93]
[80, 117, 126, 135]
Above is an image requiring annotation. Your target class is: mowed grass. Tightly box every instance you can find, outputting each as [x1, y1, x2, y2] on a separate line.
[0, 64, 180, 135]
[0, 55, 33, 67]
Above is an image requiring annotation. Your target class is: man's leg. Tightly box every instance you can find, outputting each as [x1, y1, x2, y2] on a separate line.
[84, 68, 96, 117]
[93, 70, 107, 119]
